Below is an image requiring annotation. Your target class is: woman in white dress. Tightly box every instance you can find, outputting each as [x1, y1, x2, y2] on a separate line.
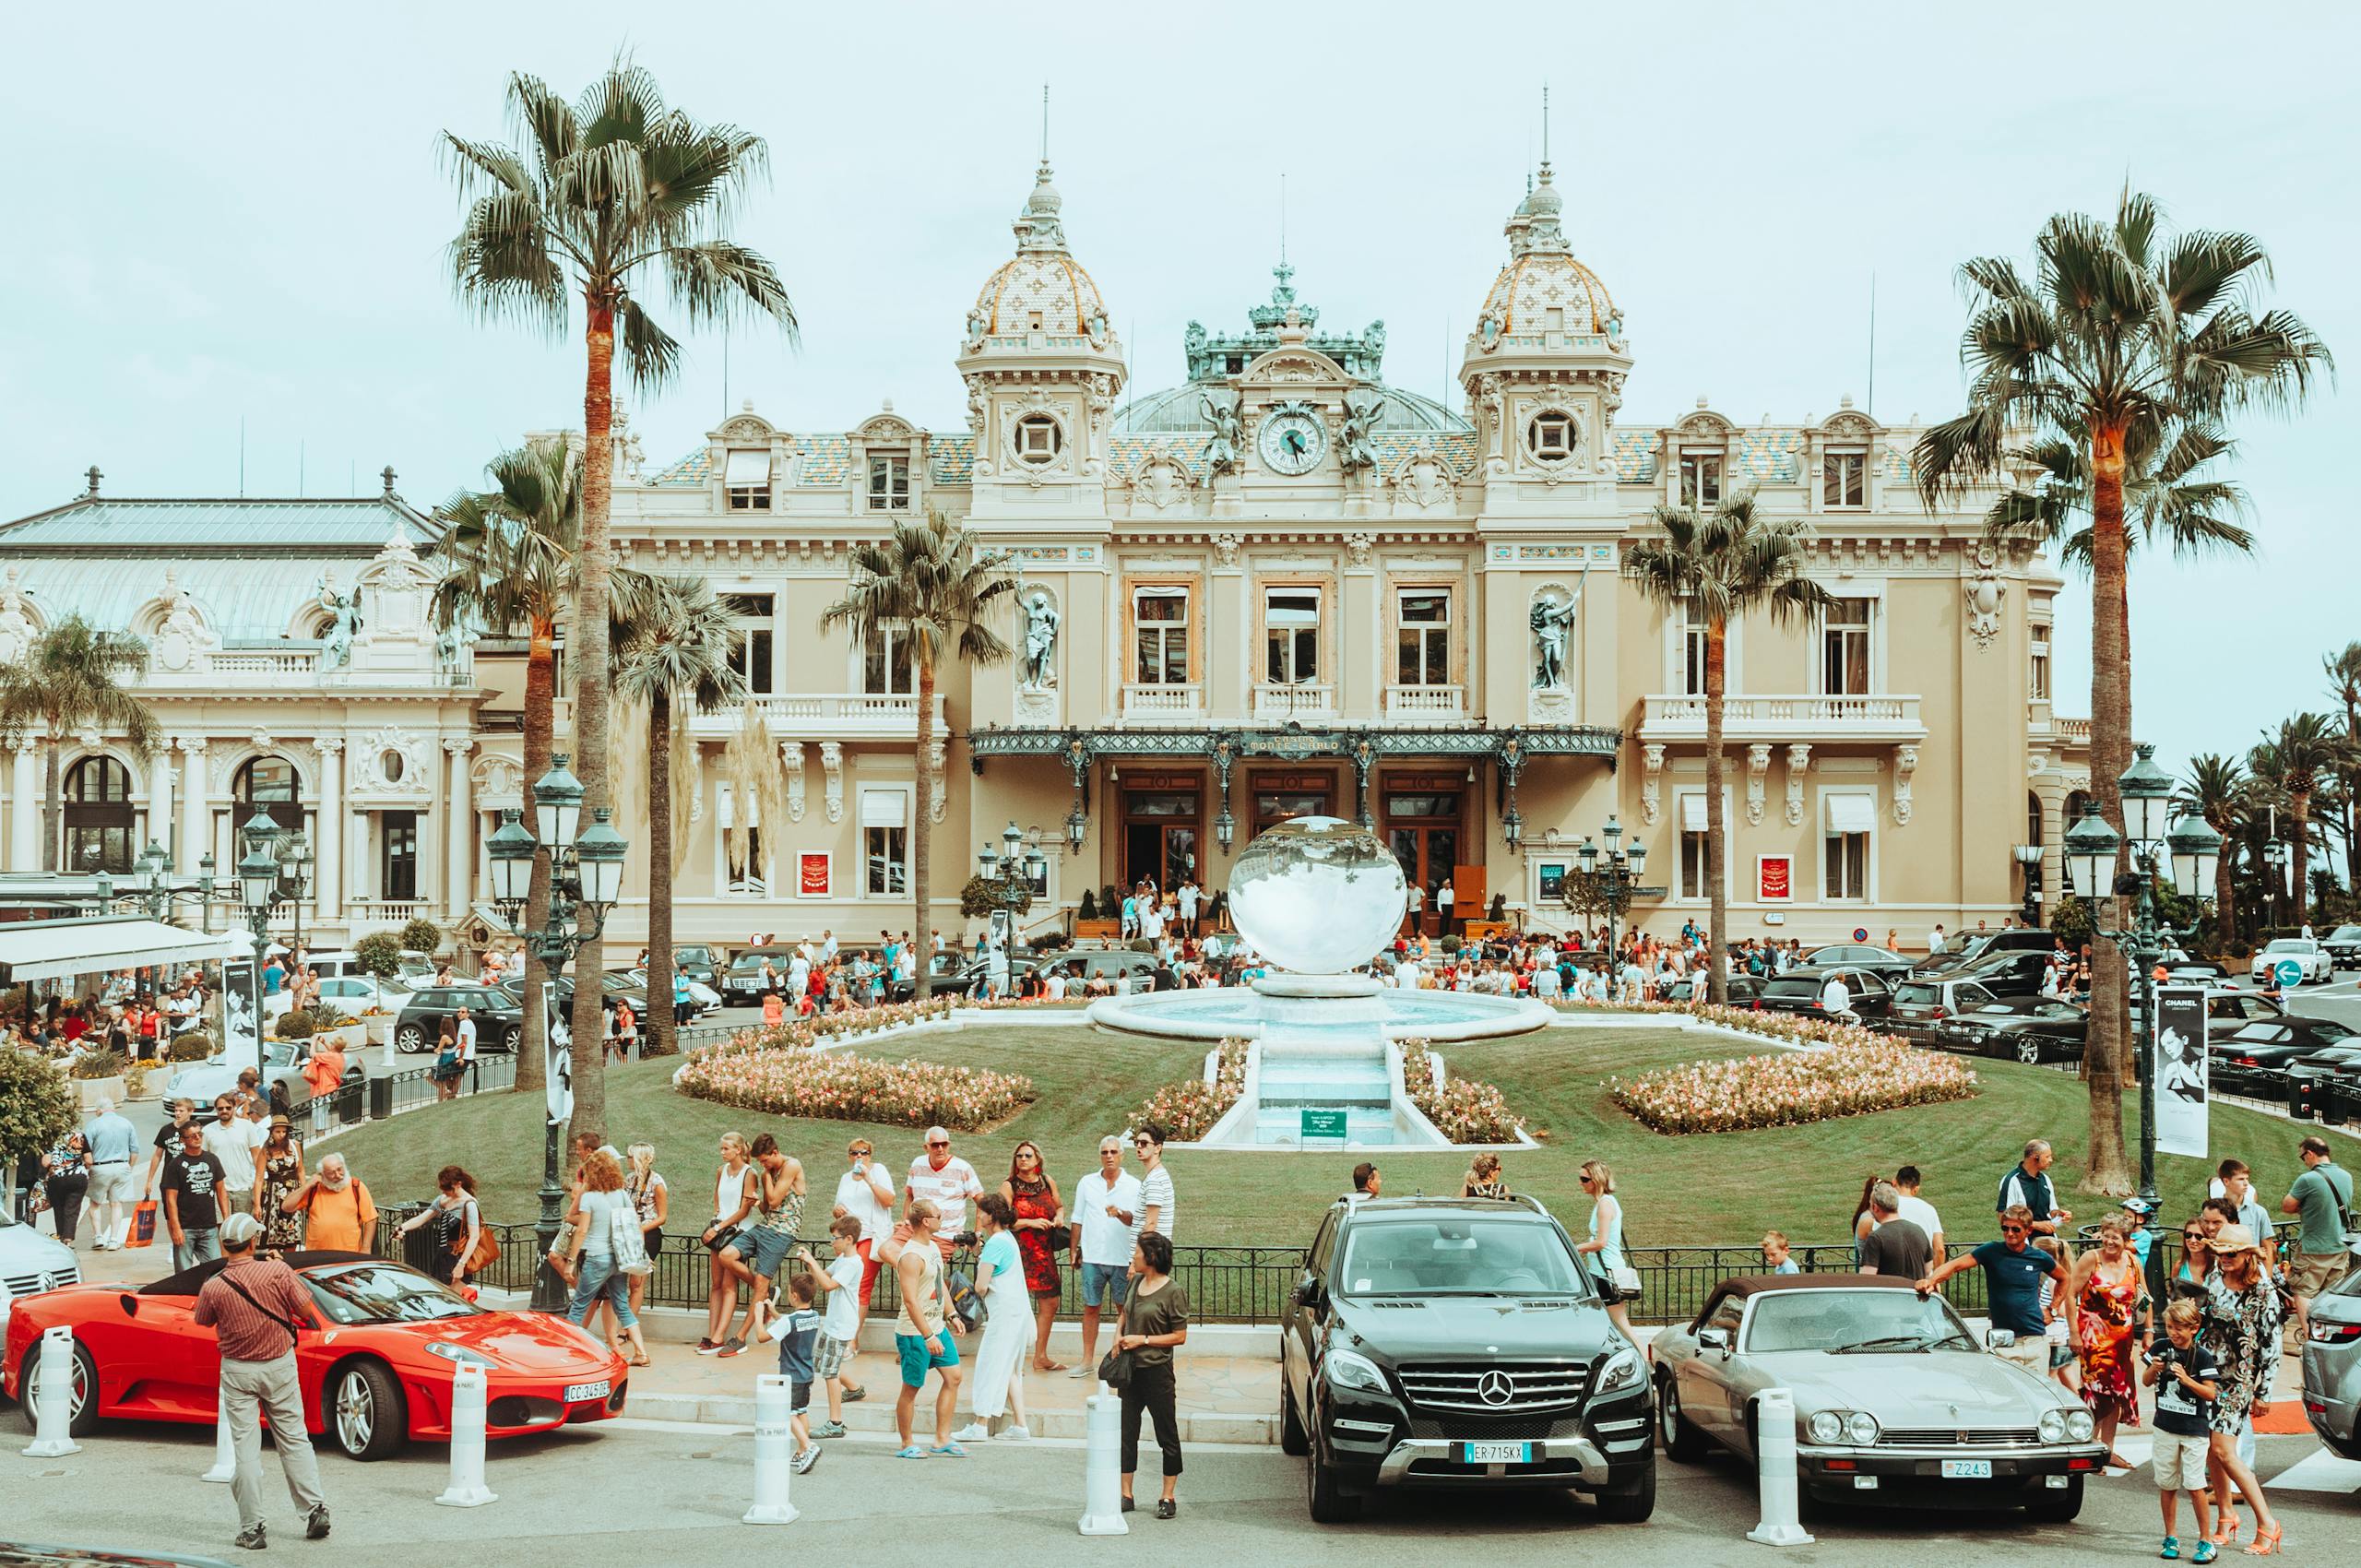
[953, 1193, 1031, 1443]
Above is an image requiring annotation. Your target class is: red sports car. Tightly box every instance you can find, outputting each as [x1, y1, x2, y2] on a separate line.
[5, 1250, 626, 1459]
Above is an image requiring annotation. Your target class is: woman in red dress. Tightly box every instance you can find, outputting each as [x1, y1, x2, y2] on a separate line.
[1002, 1141, 1068, 1372]
[2069, 1213, 2143, 1468]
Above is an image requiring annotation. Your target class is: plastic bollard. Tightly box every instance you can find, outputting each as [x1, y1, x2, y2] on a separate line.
[1744, 1388, 1814, 1547]
[1076, 1389, 1130, 1536]
[432, 1364, 498, 1507]
[21, 1325, 83, 1458]
[742, 1372, 800, 1526]
[201, 1407, 237, 1482]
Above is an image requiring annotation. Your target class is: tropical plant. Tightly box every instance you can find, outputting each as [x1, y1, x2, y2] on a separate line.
[2174, 754, 2249, 949]
[1914, 190, 2329, 1194]
[2325, 642, 2361, 891]
[1625, 492, 1832, 1006]
[2260, 713, 2347, 925]
[442, 60, 795, 1138]
[0, 614, 160, 870]
[0, 1048, 77, 1168]
[612, 575, 743, 1058]
[820, 513, 1018, 997]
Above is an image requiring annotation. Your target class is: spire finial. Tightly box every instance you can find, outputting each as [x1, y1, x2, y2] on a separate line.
[84, 464, 101, 498]
[1541, 82, 1550, 169]
[1039, 84, 1050, 166]
[1279, 170, 1287, 268]
[381, 464, 396, 498]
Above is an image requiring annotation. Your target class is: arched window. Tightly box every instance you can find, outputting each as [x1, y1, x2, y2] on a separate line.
[237, 755, 303, 835]
[64, 756, 135, 873]
[2026, 791, 2044, 848]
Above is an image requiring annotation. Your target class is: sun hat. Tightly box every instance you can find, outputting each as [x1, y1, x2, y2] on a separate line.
[2209, 1222, 2260, 1254]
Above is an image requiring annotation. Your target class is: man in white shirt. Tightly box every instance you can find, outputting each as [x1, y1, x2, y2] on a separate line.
[905, 1127, 983, 1255]
[456, 1007, 478, 1066]
[820, 930, 838, 964]
[1071, 1136, 1143, 1378]
[1892, 1164, 1946, 1265]
[1819, 971, 1857, 1020]
[788, 950, 813, 1001]
[1042, 968, 1068, 1001]
[202, 1096, 264, 1201]
[1177, 879, 1200, 936]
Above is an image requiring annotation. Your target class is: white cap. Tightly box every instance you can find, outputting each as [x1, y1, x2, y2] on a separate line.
[219, 1213, 264, 1248]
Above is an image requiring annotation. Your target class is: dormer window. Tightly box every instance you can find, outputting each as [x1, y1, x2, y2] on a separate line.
[1527, 410, 1576, 464]
[1014, 414, 1062, 466]
[1679, 453, 1723, 507]
[1544, 307, 1565, 333]
[1027, 310, 1044, 331]
[868, 457, 910, 511]
[1823, 450, 1866, 508]
[722, 448, 772, 511]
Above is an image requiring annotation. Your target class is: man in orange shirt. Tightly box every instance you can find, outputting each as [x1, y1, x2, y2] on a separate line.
[279, 1153, 376, 1252]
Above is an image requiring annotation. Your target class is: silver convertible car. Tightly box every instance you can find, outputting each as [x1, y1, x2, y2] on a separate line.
[2300, 1262, 2360, 1458]
[1653, 1275, 2105, 1520]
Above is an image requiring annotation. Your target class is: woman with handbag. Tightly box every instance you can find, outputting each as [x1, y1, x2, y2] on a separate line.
[431, 1019, 463, 1102]
[952, 1194, 1032, 1443]
[1573, 1158, 1641, 1348]
[1002, 1140, 1068, 1372]
[620, 1143, 668, 1364]
[564, 1150, 649, 1363]
[700, 1133, 759, 1355]
[398, 1166, 482, 1287]
[1112, 1230, 1189, 1518]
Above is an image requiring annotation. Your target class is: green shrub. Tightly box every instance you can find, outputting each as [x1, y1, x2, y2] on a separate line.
[0, 1049, 77, 1169]
[353, 931, 405, 980]
[1440, 934, 1463, 955]
[69, 1048, 127, 1080]
[1077, 889, 1097, 922]
[959, 874, 1032, 921]
[274, 1008, 319, 1040]
[399, 917, 445, 957]
[169, 1031, 218, 1063]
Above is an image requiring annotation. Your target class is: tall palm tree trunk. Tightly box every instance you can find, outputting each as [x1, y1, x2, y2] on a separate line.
[646, 687, 675, 1057]
[516, 618, 555, 1094]
[567, 300, 617, 1140]
[1703, 624, 1729, 1006]
[2344, 695, 2360, 894]
[2292, 791, 2313, 924]
[912, 659, 936, 1001]
[41, 740, 61, 872]
[2083, 422, 2132, 1194]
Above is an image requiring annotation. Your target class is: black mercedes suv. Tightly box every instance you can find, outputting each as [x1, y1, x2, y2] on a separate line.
[1279, 1194, 1656, 1523]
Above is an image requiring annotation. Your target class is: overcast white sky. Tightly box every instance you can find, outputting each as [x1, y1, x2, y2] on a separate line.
[5, 3, 2354, 777]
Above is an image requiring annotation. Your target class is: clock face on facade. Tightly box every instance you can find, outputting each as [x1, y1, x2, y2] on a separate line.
[1257, 409, 1326, 475]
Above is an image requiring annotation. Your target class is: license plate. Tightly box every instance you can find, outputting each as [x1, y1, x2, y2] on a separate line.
[1459, 1441, 1531, 1464]
[564, 1380, 611, 1404]
[1940, 1458, 1993, 1479]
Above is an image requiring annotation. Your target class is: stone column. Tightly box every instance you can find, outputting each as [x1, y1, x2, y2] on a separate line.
[445, 738, 474, 918]
[148, 746, 175, 863]
[312, 738, 343, 923]
[176, 738, 208, 882]
[9, 741, 37, 870]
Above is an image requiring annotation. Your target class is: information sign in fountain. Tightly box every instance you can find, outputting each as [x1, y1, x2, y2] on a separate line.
[1086, 816, 1548, 1146]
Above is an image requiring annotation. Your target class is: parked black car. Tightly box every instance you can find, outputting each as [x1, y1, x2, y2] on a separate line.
[1280, 1194, 1655, 1524]
[1920, 947, 2054, 1001]
[1664, 973, 1762, 1005]
[1882, 977, 2001, 1046]
[719, 947, 798, 1003]
[1754, 965, 1895, 1020]
[1913, 927, 2057, 975]
[494, 972, 646, 1024]
[392, 984, 523, 1054]
[2321, 924, 2361, 969]
[2210, 1016, 2360, 1098]
[1801, 944, 1917, 979]
[1933, 997, 2088, 1064]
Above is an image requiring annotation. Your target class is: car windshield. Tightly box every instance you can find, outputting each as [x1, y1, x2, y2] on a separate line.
[1747, 1289, 1977, 1354]
[1894, 984, 1939, 1006]
[1336, 1218, 1585, 1296]
[1764, 979, 1821, 998]
[2307, 1018, 2357, 1041]
[303, 1262, 482, 1324]
[2264, 940, 2316, 954]
[2332, 927, 2361, 943]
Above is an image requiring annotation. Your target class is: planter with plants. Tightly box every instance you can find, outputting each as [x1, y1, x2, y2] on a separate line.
[68, 1048, 127, 1112]
[168, 1030, 219, 1063]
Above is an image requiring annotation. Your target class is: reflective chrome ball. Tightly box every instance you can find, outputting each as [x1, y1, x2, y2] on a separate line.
[1227, 815, 1408, 975]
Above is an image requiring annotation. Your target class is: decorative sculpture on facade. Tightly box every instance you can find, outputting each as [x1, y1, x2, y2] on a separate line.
[1964, 544, 2007, 647]
[1746, 743, 1772, 826]
[0, 567, 31, 665]
[1020, 590, 1060, 689]
[317, 576, 361, 669]
[1339, 386, 1385, 473]
[1785, 743, 1811, 826]
[1529, 588, 1577, 689]
[1202, 390, 1243, 475]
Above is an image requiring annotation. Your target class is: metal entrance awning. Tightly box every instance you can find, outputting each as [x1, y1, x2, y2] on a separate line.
[0, 916, 246, 984]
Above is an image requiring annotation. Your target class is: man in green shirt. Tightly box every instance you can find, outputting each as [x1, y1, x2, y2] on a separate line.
[2280, 1134, 2355, 1352]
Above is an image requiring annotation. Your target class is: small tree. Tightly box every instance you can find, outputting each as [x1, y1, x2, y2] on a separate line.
[3, 1053, 77, 1167]
[354, 932, 404, 979]
[961, 875, 1034, 921]
[399, 917, 445, 957]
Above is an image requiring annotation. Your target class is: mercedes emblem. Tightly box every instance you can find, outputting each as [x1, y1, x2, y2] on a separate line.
[1476, 1370, 1514, 1407]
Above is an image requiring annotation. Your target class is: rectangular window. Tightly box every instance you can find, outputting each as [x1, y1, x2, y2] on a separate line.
[867, 456, 910, 511]
[1133, 587, 1190, 685]
[1682, 605, 1709, 696]
[1679, 453, 1723, 508]
[2029, 639, 2051, 700]
[1822, 451, 1866, 508]
[1395, 590, 1451, 686]
[1264, 588, 1320, 684]
[1821, 597, 1871, 695]
[725, 593, 776, 695]
[1676, 793, 1711, 899]
[864, 826, 908, 896]
[723, 448, 772, 511]
[1823, 793, 1874, 901]
[863, 625, 914, 695]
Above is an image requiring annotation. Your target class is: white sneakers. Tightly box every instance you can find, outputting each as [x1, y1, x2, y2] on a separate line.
[949, 1422, 991, 1444]
[999, 1425, 1031, 1442]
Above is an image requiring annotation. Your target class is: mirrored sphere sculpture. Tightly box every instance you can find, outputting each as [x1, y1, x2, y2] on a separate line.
[1227, 815, 1408, 975]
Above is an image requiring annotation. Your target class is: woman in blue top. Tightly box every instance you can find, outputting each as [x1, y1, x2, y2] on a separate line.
[954, 1193, 1031, 1443]
[1573, 1158, 1638, 1347]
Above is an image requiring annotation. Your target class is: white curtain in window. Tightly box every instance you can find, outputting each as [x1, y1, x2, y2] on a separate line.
[859, 790, 908, 829]
[1679, 793, 1707, 832]
[722, 449, 770, 486]
[1823, 793, 1874, 834]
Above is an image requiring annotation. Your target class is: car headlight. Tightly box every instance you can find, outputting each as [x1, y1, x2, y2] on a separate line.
[1807, 1409, 1845, 1443]
[2064, 1408, 2094, 1442]
[1843, 1411, 1880, 1445]
[1595, 1346, 1643, 1395]
[425, 1342, 494, 1368]
[2037, 1408, 2068, 1443]
[1325, 1348, 1390, 1395]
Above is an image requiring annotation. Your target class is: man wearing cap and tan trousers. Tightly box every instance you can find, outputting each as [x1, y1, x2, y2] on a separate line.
[195, 1211, 329, 1550]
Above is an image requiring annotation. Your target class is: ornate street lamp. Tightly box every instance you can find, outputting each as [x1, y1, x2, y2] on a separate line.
[236, 809, 286, 1082]
[1565, 812, 1645, 972]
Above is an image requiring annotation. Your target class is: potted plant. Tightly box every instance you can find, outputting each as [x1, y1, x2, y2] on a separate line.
[0, 1048, 77, 1189]
[67, 1047, 127, 1113]
[168, 1029, 218, 1063]
[399, 916, 445, 960]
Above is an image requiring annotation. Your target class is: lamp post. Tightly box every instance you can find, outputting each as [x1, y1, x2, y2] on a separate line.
[484, 754, 626, 1312]
[976, 821, 1046, 994]
[2262, 837, 2292, 931]
[277, 830, 313, 956]
[1565, 814, 1648, 972]
[135, 838, 218, 930]
[2060, 742, 2224, 1307]
[235, 811, 291, 1083]
[2012, 842, 2045, 929]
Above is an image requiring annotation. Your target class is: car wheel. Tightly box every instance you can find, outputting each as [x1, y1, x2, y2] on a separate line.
[395, 1024, 427, 1054]
[2014, 1039, 2044, 1066]
[1278, 1382, 1309, 1457]
[1305, 1425, 1358, 1523]
[329, 1359, 407, 1461]
[16, 1337, 97, 1438]
[2023, 1473, 2083, 1523]
[1655, 1372, 1707, 1461]
[1592, 1456, 1657, 1523]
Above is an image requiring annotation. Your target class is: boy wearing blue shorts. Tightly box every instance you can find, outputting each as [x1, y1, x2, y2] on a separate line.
[753, 1269, 823, 1474]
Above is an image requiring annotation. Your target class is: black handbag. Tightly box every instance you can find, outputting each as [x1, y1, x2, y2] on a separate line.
[704, 1223, 744, 1255]
[1047, 1223, 1072, 1253]
[1097, 1298, 1133, 1389]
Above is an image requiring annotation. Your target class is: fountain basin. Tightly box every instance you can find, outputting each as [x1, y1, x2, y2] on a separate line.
[1086, 978, 1550, 1044]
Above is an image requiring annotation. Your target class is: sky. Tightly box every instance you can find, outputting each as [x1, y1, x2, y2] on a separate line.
[4, 2, 2355, 780]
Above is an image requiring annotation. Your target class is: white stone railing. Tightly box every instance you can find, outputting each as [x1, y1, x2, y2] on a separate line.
[1252, 683, 1335, 720]
[1384, 684, 1468, 720]
[687, 692, 946, 739]
[348, 899, 430, 926]
[1640, 692, 1927, 742]
[1121, 683, 1204, 721]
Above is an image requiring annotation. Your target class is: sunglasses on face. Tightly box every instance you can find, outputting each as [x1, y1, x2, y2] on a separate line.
[1999, 1226, 2028, 1235]
[926, 1140, 948, 1148]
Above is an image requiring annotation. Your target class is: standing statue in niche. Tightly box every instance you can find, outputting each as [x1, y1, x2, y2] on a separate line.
[1020, 590, 1060, 689]
[317, 576, 361, 669]
[435, 620, 476, 677]
[1530, 591, 1577, 689]
[1339, 387, 1386, 473]
[1202, 390, 1243, 475]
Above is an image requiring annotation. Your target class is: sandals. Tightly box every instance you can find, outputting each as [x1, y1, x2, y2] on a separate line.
[1037, 1359, 1068, 1372]
[929, 1442, 967, 1457]
[2241, 1524, 2283, 1557]
[627, 1352, 652, 1367]
[895, 1444, 927, 1459]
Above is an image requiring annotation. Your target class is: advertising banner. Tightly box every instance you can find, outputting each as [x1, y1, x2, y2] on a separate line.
[1758, 855, 1793, 902]
[798, 852, 831, 897]
[2153, 984, 2209, 1158]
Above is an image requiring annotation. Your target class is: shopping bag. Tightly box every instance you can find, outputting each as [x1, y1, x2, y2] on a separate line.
[126, 1199, 158, 1249]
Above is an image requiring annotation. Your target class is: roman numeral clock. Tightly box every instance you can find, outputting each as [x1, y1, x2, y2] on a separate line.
[1257, 401, 1326, 475]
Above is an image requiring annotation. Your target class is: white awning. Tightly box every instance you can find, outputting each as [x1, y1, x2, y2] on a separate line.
[1824, 793, 1876, 834]
[722, 449, 771, 487]
[1679, 793, 1707, 832]
[860, 790, 908, 829]
[716, 782, 759, 830]
[0, 917, 245, 984]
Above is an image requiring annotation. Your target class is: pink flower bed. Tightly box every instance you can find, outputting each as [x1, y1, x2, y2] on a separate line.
[678, 1048, 1034, 1132]
[1130, 1039, 1249, 1142]
[1399, 1047, 1525, 1144]
[1609, 1038, 1977, 1134]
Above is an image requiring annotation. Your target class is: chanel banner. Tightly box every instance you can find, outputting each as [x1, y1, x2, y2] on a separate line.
[2153, 985, 2209, 1159]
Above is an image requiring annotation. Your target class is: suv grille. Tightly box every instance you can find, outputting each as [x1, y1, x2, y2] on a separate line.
[4, 1264, 80, 1296]
[1880, 1426, 2038, 1447]
[1396, 1362, 1587, 1414]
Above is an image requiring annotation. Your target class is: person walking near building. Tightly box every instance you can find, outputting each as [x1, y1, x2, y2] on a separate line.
[1999, 1137, 2071, 1239]
[162, 1121, 230, 1270]
[279, 1153, 374, 1253]
[2066, 1213, 2143, 1469]
[203, 1095, 263, 1217]
[38, 1130, 89, 1247]
[146, 1097, 197, 1203]
[196, 1212, 328, 1550]
[749, 1271, 823, 1475]
[562, 1149, 648, 1364]
[2196, 1225, 2284, 1555]
[1573, 1158, 1638, 1348]
[1892, 1164, 1946, 1265]
[1134, 1123, 1174, 1241]
[1115, 1230, 1190, 1518]
[621, 1143, 667, 1362]
[2144, 1298, 2221, 1564]
[1072, 1135, 1142, 1378]
[699, 1133, 758, 1355]
[1002, 1140, 1067, 1373]
[2213, 1159, 2276, 1273]
[2280, 1134, 2353, 1354]
[78, 1096, 136, 1250]
[1462, 1153, 1510, 1200]
[882, 1198, 965, 1457]
[907, 1126, 983, 1256]
[1916, 1205, 2058, 1376]
[803, 1218, 865, 1438]
[253, 1116, 305, 1255]
[953, 1193, 1033, 1443]
[396, 1166, 484, 1288]
[1857, 1182, 1932, 1280]
[718, 1133, 804, 1355]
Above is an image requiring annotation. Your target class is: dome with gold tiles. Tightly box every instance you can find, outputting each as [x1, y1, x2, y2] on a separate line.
[964, 160, 1116, 356]
[1473, 164, 1620, 346]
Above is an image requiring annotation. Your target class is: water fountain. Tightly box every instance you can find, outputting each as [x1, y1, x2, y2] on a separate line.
[1086, 816, 1548, 1146]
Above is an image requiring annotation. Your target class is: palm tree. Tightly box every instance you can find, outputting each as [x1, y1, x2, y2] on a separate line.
[1915, 190, 2330, 1194]
[443, 59, 795, 1117]
[820, 514, 1017, 997]
[0, 615, 160, 871]
[2323, 642, 2361, 891]
[2173, 754, 2248, 949]
[612, 576, 742, 1058]
[2262, 714, 2347, 927]
[1625, 493, 1832, 1005]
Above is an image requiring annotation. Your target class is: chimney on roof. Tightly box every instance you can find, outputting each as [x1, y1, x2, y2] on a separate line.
[381, 465, 397, 499]
[84, 465, 101, 498]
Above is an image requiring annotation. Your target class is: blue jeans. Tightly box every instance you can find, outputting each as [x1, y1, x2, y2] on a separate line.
[173, 1226, 220, 1272]
[1080, 1261, 1128, 1309]
[566, 1253, 637, 1328]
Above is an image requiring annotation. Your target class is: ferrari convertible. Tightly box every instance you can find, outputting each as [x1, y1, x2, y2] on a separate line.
[4, 1251, 626, 1460]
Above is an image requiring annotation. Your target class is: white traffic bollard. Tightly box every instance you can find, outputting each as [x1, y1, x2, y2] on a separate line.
[742, 1373, 800, 1526]
[201, 1406, 237, 1482]
[21, 1325, 82, 1458]
[433, 1363, 497, 1507]
[1745, 1388, 1815, 1547]
[1077, 1388, 1130, 1536]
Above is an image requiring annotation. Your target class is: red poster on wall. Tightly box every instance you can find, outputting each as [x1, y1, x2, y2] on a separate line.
[798, 853, 831, 897]
[1758, 854, 1793, 902]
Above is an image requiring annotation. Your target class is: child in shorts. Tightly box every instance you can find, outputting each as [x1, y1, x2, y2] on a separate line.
[795, 1218, 866, 1438]
[2143, 1298, 2220, 1563]
[753, 1269, 824, 1474]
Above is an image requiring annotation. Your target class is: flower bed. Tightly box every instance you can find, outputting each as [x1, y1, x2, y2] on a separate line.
[1399, 1047, 1526, 1144]
[1608, 1038, 1978, 1134]
[677, 1047, 1033, 1132]
[695, 998, 956, 1059]
[1130, 1038, 1249, 1142]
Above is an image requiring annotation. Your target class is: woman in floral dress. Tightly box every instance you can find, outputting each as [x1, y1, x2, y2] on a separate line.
[2198, 1225, 2284, 1555]
[255, 1115, 305, 1253]
[1001, 1141, 1066, 1372]
[2066, 1214, 2141, 1466]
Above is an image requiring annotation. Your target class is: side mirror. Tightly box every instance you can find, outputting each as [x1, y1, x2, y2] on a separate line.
[1293, 1279, 1325, 1313]
[1986, 1328, 2017, 1349]
[1698, 1326, 1731, 1353]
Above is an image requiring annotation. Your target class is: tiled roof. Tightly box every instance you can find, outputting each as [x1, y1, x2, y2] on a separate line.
[1610, 430, 1658, 483]
[0, 495, 436, 551]
[649, 448, 712, 486]
[930, 435, 975, 484]
[1735, 429, 1806, 482]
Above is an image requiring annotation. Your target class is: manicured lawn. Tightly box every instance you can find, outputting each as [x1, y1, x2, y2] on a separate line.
[328, 1021, 2313, 1252]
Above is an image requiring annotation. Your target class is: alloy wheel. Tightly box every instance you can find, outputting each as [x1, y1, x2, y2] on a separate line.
[335, 1369, 374, 1452]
